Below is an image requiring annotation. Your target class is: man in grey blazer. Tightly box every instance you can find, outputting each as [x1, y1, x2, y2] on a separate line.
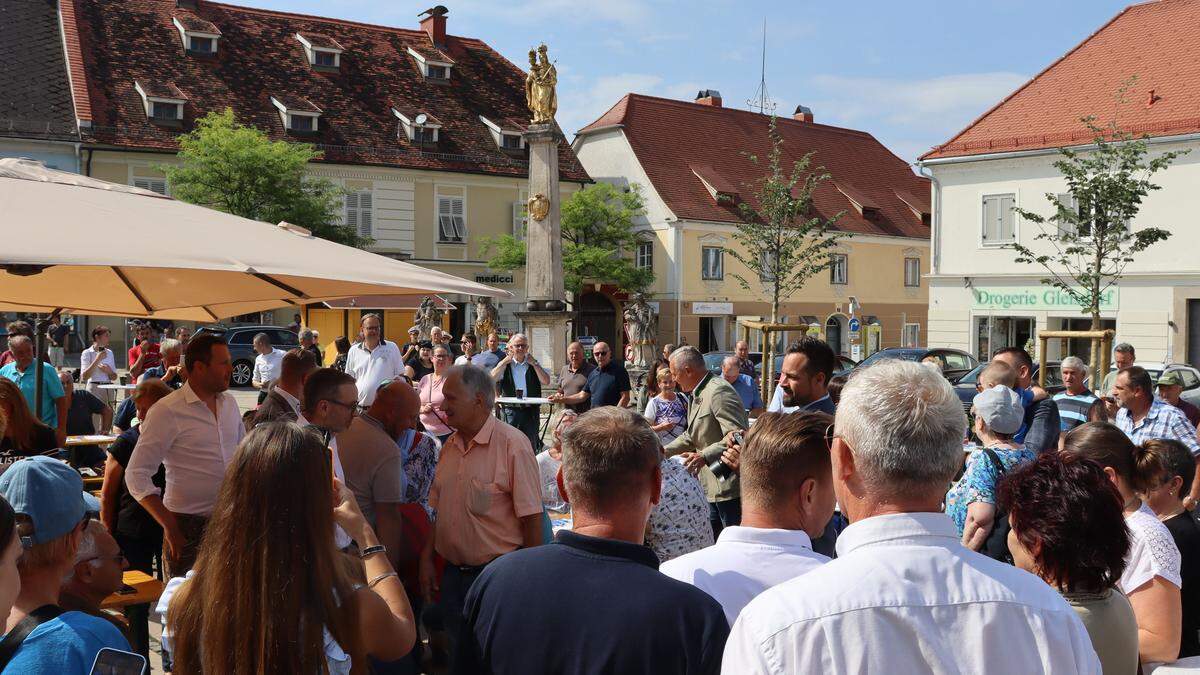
[252, 349, 317, 427]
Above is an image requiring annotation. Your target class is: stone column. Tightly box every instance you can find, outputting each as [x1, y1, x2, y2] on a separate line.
[523, 123, 565, 312]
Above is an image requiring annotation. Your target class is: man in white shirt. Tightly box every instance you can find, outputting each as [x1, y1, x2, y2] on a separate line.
[344, 313, 404, 407]
[723, 359, 1101, 674]
[125, 333, 245, 578]
[661, 411, 832, 624]
[251, 332, 285, 404]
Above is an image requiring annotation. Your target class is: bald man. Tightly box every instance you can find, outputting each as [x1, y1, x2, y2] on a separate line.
[584, 341, 631, 409]
[337, 380, 416, 568]
[548, 341, 595, 414]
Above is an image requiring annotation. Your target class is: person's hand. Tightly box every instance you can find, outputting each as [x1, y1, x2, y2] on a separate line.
[163, 521, 186, 562]
[723, 429, 743, 451]
[420, 404, 434, 414]
[721, 445, 741, 474]
[681, 452, 706, 475]
[961, 501, 997, 551]
[55, 428, 67, 449]
[1102, 396, 1120, 419]
[419, 553, 439, 603]
[1185, 495, 1198, 511]
[332, 478, 368, 540]
[547, 392, 563, 403]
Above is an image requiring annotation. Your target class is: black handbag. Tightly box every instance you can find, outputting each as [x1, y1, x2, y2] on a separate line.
[980, 446, 1013, 564]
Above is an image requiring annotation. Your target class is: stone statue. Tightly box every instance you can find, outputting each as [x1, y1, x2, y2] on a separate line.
[414, 296, 442, 340]
[525, 43, 557, 124]
[473, 296, 499, 339]
[623, 293, 657, 369]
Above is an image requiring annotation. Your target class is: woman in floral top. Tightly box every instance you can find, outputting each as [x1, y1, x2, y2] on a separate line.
[946, 385, 1036, 548]
[646, 454, 713, 563]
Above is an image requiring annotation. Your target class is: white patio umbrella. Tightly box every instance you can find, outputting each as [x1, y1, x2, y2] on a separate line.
[0, 157, 512, 403]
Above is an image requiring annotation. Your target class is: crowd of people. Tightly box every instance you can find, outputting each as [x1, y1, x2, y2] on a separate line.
[3, 313, 1200, 673]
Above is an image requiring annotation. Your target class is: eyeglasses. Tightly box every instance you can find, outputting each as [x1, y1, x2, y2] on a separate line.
[593, 350, 609, 355]
[323, 398, 358, 412]
[81, 553, 126, 566]
[824, 423, 837, 452]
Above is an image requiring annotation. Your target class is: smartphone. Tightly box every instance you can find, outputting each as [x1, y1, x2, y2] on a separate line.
[90, 647, 147, 675]
[115, 583, 137, 595]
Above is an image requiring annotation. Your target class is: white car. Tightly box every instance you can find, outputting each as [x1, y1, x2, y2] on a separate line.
[1107, 362, 1200, 407]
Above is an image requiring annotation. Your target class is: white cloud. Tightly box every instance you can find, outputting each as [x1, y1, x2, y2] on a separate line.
[453, 0, 652, 28]
[557, 73, 704, 139]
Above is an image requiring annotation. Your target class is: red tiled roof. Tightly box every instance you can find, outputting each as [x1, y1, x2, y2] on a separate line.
[923, 0, 1200, 160]
[296, 32, 343, 51]
[271, 94, 320, 113]
[1, 0, 79, 141]
[174, 13, 220, 34]
[408, 43, 454, 64]
[392, 106, 443, 126]
[65, 0, 587, 181]
[136, 80, 187, 101]
[578, 94, 930, 238]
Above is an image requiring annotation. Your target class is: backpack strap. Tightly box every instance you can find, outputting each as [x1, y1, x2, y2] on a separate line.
[0, 604, 64, 669]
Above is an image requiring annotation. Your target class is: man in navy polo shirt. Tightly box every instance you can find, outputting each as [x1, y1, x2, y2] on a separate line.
[583, 341, 631, 409]
[457, 407, 729, 674]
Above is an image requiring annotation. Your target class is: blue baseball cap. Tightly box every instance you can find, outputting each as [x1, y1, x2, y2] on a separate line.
[0, 457, 100, 547]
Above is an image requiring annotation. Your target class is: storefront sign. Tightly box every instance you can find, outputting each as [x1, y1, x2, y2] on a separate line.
[475, 274, 514, 285]
[971, 286, 1119, 311]
[693, 302, 733, 315]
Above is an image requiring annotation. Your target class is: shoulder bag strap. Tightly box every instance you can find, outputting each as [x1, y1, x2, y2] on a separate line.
[0, 604, 64, 669]
[981, 445, 1007, 478]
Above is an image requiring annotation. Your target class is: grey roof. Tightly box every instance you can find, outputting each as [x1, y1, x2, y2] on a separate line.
[0, 0, 78, 141]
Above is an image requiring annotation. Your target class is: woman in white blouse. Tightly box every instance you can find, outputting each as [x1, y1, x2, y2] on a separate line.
[78, 325, 117, 403]
[1063, 421, 1182, 665]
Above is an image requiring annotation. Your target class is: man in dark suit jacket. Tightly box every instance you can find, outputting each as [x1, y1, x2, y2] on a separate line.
[252, 349, 317, 427]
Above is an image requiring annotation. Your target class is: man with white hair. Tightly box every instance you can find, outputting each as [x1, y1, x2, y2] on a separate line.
[298, 327, 323, 366]
[724, 360, 1101, 674]
[491, 332, 551, 450]
[1054, 356, 1098, 432]
[59, 520, 129, 639]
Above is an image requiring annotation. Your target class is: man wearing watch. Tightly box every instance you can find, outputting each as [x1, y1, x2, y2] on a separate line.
[491, 333, 550, 451]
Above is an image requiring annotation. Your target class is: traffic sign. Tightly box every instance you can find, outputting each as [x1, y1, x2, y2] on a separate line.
[848, 318, 861, 334]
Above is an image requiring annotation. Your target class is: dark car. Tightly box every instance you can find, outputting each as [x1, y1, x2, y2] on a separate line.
[703, 351, 856, 380]
[953, 361, 1066, 413]
[196, 325, 299, 387]
[855, 347, 979, 383]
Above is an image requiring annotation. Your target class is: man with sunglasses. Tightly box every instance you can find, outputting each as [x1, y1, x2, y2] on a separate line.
[59, 520, 130, 641]
[491, 333, 550, 451]
[556, 341, 630, 411]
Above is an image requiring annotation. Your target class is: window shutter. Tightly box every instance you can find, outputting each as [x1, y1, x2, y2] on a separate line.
[134, 178, 167, 195]
[358, 192, 373, 237]
[1000, 195, 1015, 241]
[344, 193, 358, 232]
[982, 196, 997, 241]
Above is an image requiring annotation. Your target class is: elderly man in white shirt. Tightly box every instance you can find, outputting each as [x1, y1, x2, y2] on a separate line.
[661, 411, 832, 624]
[345, 313, 404, 407]
[723, 359, 1101, 674]
[125, 333, 245, 578]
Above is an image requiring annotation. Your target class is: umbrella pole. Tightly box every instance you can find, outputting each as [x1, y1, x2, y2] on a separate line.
[33, 308, 62, 438]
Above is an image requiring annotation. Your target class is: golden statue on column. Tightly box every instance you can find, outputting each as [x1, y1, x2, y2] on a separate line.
[525, 43, 557, 124]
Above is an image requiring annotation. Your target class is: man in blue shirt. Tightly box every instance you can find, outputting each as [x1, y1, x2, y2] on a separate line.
[458, 407, 729, 674]
[0, 335, 67, 445]
[722, 355, 763, 414]
[470, 332, 505, 370]
[0, 457, 130, 673]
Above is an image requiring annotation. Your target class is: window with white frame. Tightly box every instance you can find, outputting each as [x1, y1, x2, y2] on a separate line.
[701, 246, 724, 280]
[413, 126, 436, 143]
[512, 201, 526, 240]
[636, 240, 653, 270]
[501, 133, 522, 150]
[150, 101, 181, 121]
[427, 64, 449, 79]
[981, 193, 1016, 244]
[133, 177, 168, 195]
[904, 257, 921, 287]
[902, 323, 920, 348]
[189, 36, 215, 53]
[437, 195, 466, 243]
[344, 191, 373, 238]
[830, 253, 848, 285]
[289, 114, 315, 132]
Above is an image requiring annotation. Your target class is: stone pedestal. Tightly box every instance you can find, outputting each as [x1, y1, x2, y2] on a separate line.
[627, 364, 651, 413]
[523, 124, 565, 312]
[516, 310, 571, 389]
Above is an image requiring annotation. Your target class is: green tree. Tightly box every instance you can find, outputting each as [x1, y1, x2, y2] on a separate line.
[163, 109, 367, 247]
[728, 116, 847, 323]
[483, 182, 653, 298]
[1010, 113, 1184, 330]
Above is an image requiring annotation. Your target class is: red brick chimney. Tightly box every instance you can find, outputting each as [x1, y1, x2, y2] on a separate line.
[695, 89, 722, 107]
[419, 5, 448, 46]
[793, 104, 814, 123]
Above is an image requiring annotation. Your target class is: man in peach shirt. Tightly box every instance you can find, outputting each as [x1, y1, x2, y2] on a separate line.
[419, 363, 543, 669]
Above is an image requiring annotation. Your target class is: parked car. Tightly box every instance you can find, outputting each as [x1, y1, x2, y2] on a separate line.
[854, 347, 979, 383]
[196, 325, 300, 387]
[954, 361, 1066, 413]
[702, 351, 856, 381]
[1105, 362, 1200, 408]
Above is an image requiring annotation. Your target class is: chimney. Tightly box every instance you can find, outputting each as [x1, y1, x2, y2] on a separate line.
[419, 5, 448, 47]
[694, 89, 722, 107]
[793, 104, 814, 123]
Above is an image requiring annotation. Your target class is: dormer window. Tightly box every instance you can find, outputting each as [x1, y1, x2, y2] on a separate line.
[134, 81, 186, 125]
[271, 95, 322, 134]
[393, 108, 442, 144]
[479, 116, 526, 151]
[172, 16, 221, 56]
[295, 33, 344, 70]
[407, 46, 454, 80]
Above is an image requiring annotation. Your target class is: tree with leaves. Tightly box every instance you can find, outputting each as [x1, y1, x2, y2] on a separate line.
[727, 116, 847, 324]
[483, 182, 653, 298]
[1011, 114, 1185, 330]
[163, 109, 367, 247]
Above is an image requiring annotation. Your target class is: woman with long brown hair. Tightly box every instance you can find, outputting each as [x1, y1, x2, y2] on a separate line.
[1062, 421, 1182, 665]
[0, 377, 56, 455]
[160, 422, 416, 674]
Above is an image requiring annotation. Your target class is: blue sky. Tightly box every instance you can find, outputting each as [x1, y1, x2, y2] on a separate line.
[238, 0, 1134, 162]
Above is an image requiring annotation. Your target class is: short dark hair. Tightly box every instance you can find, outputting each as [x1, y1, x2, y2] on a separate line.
[992, 346, 1033, 373]
[1118, 365, 1154, 398]
[5, 321, 32, 339]
[827, 375, 847, 406]
[741, 412, 832, 510]
[1138, 438, 1196, 492]
[90, 325, 110, 341]
[334, 336, 351, 355]
[281, 348, 317, 383]
[302, 368, 356, 413]
[787, 336, 836, 382]
[998, 452, 1128, 593]
[184, 333, 227, 371]
[462, 333, 478, 345]
[561, 407, 660, 513]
